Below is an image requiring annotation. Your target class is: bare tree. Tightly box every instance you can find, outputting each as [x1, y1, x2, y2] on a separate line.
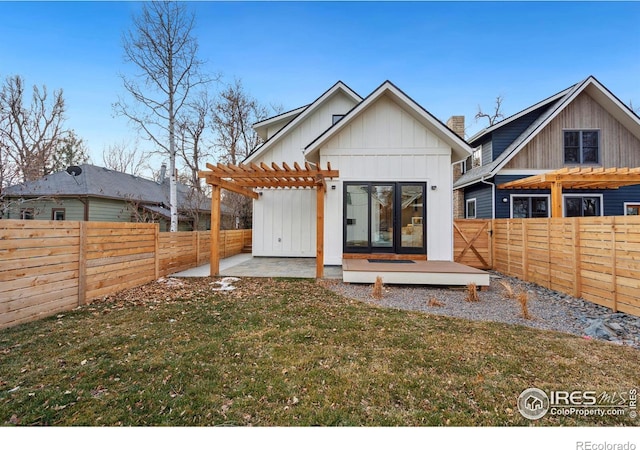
[0, 75, 66, 182]
[114, 1, 209, 232]
[211, 78, 278, 228]
[629, 100, 640, 116]
[102, 140, 148, 176]
[475, 95, 505, 127]
[177, 92, 211, 191]
[211, 78, 272, 165]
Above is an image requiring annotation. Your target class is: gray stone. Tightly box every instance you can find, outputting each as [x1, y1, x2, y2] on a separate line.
[606, 322, 624, 332]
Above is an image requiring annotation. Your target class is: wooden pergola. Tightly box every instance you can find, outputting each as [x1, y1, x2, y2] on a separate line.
[198, 161, 339, 278]
[498, 167, 640, 217]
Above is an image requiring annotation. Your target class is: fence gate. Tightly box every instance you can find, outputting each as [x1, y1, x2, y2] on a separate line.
[453, 220, 492, 270]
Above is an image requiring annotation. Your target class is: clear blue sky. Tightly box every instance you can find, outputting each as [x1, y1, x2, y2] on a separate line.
[1, 1, 639, 171]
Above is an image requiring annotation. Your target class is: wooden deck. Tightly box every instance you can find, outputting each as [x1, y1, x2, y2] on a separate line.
[342, 259, 490, 286]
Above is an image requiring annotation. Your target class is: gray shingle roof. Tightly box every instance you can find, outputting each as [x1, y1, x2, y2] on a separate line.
[4, 164, 213, 212]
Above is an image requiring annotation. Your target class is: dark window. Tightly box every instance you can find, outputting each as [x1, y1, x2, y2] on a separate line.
[332, 114, 345, 125]
[52, 209, 65, 220]
[564, 130, 599, 164]
[20, 208, 34, 220]
[564, 196, 601, 217]
[512, 196, 549, 218]
[466, 199, 476, 219]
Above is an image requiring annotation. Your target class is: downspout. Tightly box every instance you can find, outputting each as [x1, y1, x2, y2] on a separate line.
[480, 176, 496, 219]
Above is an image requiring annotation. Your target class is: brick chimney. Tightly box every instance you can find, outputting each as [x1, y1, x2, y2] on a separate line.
[447, 116, 466, 219]
[446, 115, 465, 140]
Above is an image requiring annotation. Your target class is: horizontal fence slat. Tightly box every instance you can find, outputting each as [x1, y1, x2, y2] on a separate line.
[1, 219, 250, 329]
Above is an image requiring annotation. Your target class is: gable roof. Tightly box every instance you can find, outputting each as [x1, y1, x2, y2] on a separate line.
[4, 164, 212, 212]
[244, 81, 362, 164]
[455, 76, 640, 189]
[304, 80, 473, 162]
[253, 104, 308, 141]
[467, 83, 577, 145]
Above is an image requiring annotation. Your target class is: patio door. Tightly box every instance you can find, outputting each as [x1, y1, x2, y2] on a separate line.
[344, 182, 426, 254]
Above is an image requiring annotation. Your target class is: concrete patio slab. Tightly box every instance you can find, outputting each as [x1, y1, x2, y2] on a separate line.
[172, 255, 343, 279]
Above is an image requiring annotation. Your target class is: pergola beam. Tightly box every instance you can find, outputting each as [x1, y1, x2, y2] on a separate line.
[498, 167, 640, 218]
[199, 161, 339, 277]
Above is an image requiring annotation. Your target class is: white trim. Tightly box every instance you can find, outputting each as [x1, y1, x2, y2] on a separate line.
[510, 194, 550, 219]
[466, 198, 477, 219]
[305, 81, 473, 162]
[497, 169, 554, 176]
[623, 202, 640, 216]
[245, 81, 362, 164]
[492, 76, 640, 176]
[253, 105, 308, 128]
[562, 193, 604, 217]
[467, 86, 574, 143]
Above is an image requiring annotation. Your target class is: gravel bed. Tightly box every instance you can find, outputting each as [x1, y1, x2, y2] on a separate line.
[323, 271, 640, 350]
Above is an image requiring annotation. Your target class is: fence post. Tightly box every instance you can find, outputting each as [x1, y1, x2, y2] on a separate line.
[488, 220, 494, 270]
[611, 216, 618, 312]
[154, 224, 160, 279]
[522, 220, 528, 282]
[78, 221, 87, 306]
[196, 231, 201, 266]
[573, 217, 582, 298]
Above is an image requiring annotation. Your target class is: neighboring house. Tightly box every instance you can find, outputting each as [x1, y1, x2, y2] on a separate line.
[246, 80, 472, 264]
[1, 164, 222, 231]
[454, 76, 640, 219]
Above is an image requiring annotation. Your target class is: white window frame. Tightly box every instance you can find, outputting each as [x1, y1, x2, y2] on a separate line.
[623, 202, 640, 216]
[472, 146, 482, 168]
[466, 198, 477, 219]
[562, 193, 604, 217]
[510, 194, 551, 219]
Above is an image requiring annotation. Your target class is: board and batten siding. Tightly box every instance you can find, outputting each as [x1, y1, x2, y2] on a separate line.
[252, 188, 316, 257]
[319, 94, 456, 265]
[254, 92, 359, 166]
[504, 92, 640, 169]
[250, 91, 358, 257]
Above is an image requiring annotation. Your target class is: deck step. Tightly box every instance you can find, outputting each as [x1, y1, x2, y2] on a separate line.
[342, 259, 490, 286]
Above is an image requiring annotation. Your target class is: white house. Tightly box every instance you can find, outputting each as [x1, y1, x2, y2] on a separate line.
[245, 80, 474, 273]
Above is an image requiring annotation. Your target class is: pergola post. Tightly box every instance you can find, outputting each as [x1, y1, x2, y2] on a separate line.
[551, 181, 563, 218]
[316, 182, 325, 278]
[210, 185, 221, 276]
[199, 161, 338, 279]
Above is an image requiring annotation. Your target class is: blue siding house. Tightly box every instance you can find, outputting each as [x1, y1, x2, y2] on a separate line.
[454, 76, 640, 219]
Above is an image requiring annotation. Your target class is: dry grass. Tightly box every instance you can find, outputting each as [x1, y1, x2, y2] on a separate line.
[372, 276, 383, 300]
[427, 297, 444, 307]
[465, 283, 479, 302]
[498, 280, 516, 299]
[517, 291, 532, 320]
[0, 277, 637, 426]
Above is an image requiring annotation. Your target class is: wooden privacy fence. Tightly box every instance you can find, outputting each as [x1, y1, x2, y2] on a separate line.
[0, 220, 252, 329]
[493, 216, 640, 317]
[454, 217, 640, 317]
[453, 220, 492, 269]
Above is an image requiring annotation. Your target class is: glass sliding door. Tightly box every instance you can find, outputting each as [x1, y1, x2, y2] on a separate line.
[343, 182, 426, 254]
[371, 184, 394, 250]
[398, 184, 424, 252]
[345, 184, 369, 248]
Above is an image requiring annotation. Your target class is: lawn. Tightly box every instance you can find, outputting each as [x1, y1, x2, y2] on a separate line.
[0, 277, 638, 426]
